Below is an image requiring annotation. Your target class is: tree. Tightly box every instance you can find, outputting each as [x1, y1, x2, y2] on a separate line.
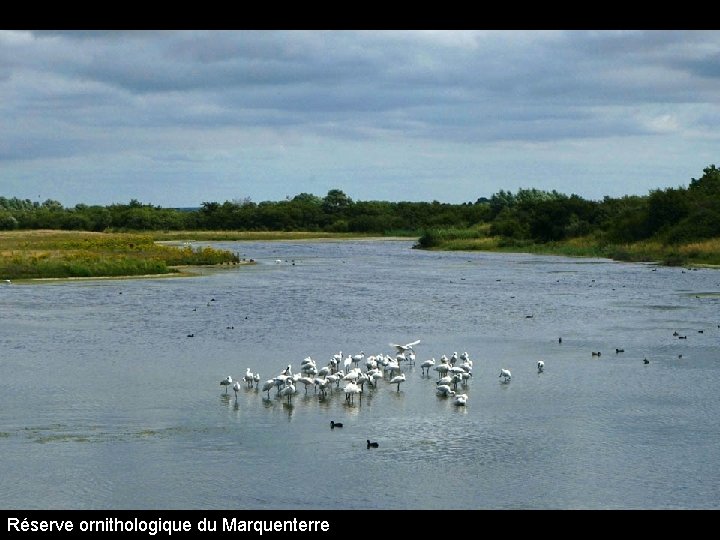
[645, 187, 689, 237]
[689, 164, 720, 195]
[0, 211, 18, 230]
[41, 199, 64, 211]
[322, 189, 353, 213]
[292, 193, 322, 205]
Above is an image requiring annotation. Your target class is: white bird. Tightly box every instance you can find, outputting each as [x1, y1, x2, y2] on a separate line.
[232, 381, 241, 400]
[344, 381, 361, 403]
[368, 369, 383, 387]
[315, 377, 330, 397]
[356, 371, 369, 390]
[436, 384, 455, 397]
[389, 373, 406, 392]
[244, 368, 255, 388]
[420, 358, 435, 376]
[273, 374, 290, 392]
[279, 381, 296, 403]
[300, 356, 315, 366]
[318, 365, 332, 377]
[298, 376, 316, 394]
[434, 363, 450, 378]
[220, 376, 233, 394]
[352, 351, 365, 367]
[454, 393, 468, 406]
[384, 360, 401, 377]
[499, 368, 512, 383]
[537, 360, 545, 373]
[326, 373, 341, 391]
[261, 379, 275, 398]
[390, 340, 421, 354]
[342, 368, 360, 382]
[300, 357, 316, 374]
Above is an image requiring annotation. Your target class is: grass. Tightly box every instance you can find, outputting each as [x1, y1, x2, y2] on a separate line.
[0, 230, 243, 280]
[415, 228, 720, 267]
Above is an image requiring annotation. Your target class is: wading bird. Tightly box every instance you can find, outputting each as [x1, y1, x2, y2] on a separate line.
[344, 381, 361, 404]
[279, 381, 296, 404]
[436, 384, 455, 397]
[389, 340, 421, 354]
[420, 358, 435, 376]
[261, 379, 275, 398]
[389, 373, 406, 392]
[220, 376, 233, 394]
[244, 368, 256, 388]
[454, 394, 468, 406]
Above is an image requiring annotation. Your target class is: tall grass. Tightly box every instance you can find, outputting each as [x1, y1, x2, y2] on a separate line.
[414, 225, 491, 249]
[414, 228, 720, 267]
[0, 230, 241, 280]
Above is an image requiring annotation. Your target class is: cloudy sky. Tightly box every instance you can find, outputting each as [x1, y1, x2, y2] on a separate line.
[1, 30, 718, 208]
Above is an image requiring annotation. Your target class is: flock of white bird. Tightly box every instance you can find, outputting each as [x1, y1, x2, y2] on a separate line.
[219, 339, 544, 410]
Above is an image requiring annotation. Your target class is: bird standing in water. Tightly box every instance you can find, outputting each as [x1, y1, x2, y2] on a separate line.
[220, 376, 233, 394]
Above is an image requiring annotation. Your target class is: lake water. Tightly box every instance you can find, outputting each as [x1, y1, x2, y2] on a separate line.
[1, 239, 719, 510]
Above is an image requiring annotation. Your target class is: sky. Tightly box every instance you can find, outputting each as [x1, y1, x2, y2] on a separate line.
[1, 30, 719, 208]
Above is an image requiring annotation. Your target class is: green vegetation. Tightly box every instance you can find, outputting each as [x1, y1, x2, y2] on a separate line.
[416, 165, 720, 267]
[0, 193, 485, 235]
[1, 164, 719, 275]
[0, 231, 241, 280]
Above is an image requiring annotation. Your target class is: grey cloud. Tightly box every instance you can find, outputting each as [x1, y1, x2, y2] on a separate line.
[2, 30, 720, 206]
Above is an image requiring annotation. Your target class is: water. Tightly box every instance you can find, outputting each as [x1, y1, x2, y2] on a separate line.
[1, 239, 719, 509]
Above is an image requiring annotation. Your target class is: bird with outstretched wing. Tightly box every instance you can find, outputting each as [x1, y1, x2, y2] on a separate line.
[389, 339, 421, 353]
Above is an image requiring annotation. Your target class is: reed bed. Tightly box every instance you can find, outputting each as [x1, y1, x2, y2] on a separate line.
[415, 228, 720, 267]
[0, 230, 241, 280]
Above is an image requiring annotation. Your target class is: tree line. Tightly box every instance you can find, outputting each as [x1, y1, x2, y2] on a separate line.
[1, 165, 718, 246]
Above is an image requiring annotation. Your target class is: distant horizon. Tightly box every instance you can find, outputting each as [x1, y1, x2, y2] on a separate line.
[0, 168, 710, 211]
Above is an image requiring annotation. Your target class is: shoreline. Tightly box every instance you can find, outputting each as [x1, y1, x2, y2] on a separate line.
[0, 230, 415, 282]
[8, 262, 256, 284]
